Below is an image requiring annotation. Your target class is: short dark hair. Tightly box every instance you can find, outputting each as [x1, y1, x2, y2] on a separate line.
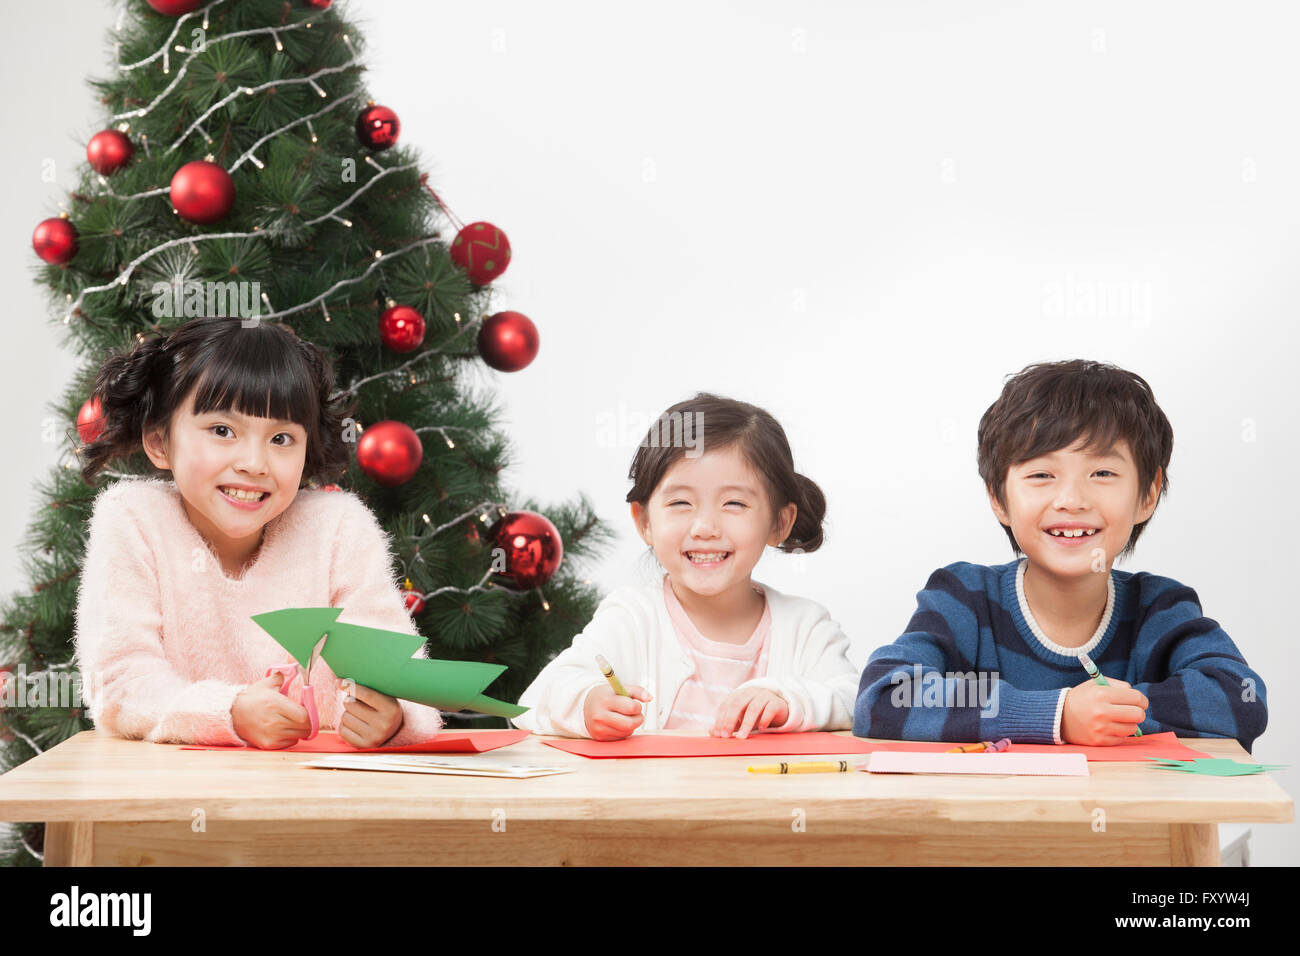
[626, 392, 827, 553]
[976, 359, 1173, 558]
[81, 317, 357, 488]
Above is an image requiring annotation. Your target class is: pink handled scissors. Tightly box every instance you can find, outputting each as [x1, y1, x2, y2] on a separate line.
[265, 633, 328, 741]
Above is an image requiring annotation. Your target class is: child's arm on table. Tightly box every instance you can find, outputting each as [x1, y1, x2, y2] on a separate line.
[719, 612, 858, 736]
[513, 595, 649, 738]
[1126, 580, 1268, 753]
[73, 497, 249, 746]
[327, 496, 443, 748]
[852, 566, 1067, 743]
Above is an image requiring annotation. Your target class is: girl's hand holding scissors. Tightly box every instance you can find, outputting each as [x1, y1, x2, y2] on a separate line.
[231, 672, 313, 750]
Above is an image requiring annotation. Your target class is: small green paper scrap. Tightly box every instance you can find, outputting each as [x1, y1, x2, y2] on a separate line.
[251, 607, 527, 719]
[1147, 758, 1286, 777]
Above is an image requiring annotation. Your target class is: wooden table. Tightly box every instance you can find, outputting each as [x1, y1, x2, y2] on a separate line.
[0, 730, 1290, 866]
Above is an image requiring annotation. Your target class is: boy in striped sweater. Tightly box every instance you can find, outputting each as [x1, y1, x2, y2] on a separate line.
[853, 360, 1267, 751]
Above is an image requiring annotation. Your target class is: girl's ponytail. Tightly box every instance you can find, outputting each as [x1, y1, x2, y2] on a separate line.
[779, 471, 827, 554]
[80, 334, 172, 486]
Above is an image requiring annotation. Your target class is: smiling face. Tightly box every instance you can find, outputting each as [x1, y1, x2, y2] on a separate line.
[142, 384, 308, 567]
[988, 437, 1161, 579]
[630, 445, 796, 602]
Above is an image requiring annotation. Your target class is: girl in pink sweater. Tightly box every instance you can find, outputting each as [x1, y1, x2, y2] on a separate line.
[73, 316, 443, 749]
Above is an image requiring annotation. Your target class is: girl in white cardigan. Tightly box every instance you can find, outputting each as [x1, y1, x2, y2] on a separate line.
[513, 393, 857, 739]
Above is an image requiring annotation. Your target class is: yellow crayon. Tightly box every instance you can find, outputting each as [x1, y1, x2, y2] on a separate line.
[595, 654, 628, 697]
[748, 760, 860, 774]
[946, 742, 989, 753]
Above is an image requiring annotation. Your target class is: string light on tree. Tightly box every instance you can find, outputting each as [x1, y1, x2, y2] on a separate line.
[356, 420, 423, 486]
[32, 215, 78, 265]
[170, 159, 235, 224]
[449, 222, 511, 286]
[378, 300, 426, 353]
[356, 102, 400, 151]
[478, 311, 539, 372]
[86, 129, 134, 175]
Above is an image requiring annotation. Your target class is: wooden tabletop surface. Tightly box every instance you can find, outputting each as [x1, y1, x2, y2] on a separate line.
[0, 729, 1291, 825]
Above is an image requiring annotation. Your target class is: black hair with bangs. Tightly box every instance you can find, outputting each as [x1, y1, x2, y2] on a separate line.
[80, 316, 356, 488]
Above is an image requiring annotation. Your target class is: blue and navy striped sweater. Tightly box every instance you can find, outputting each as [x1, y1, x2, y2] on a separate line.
[853, 559, 1267, 752]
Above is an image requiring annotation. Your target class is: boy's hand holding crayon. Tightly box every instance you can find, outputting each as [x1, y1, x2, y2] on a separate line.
[711, 687, 788, 738]
[1061, 677, 1148, 746]
[584, 683, 654, 740]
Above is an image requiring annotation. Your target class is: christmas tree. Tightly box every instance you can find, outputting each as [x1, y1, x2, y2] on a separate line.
[0, 0, 612, 867]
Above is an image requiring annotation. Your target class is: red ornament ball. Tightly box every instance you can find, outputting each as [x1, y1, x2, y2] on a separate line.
[170, 160, 235, 224]
[77, 396, 106, 444]
[450, 222, 512, 286]
[356, 420, 422, 486]
[32, 217, 78, 265]
[490, 511, 564, 591]
[378, 303, 426, 353]
[147, 0, 201, 14]
[477, 311, 539, 372]
[86, 129, 134, 175]
[356, 104, 400, 151]
[304, 0, 333, 8]
[402, 579, 425, 615]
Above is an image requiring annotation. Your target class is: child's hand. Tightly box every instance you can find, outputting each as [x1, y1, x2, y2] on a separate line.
[338, 682, 405, 748]
[1061, 677, 1148, 745]
[711, 687, 789, 738]
[583, 683, 653, 740]
[231, 673, 312, 750]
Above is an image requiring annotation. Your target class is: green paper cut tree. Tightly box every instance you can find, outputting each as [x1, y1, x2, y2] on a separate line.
[251, 608, 525, 718]
[1147, 758, 1287, 777]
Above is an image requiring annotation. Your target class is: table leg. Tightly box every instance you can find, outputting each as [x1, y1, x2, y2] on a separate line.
[1170, 823, 1221, 866]
[43, 821, 95, 866]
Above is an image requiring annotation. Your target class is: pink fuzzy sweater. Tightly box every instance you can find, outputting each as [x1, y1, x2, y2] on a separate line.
[72, 477, 444, 747]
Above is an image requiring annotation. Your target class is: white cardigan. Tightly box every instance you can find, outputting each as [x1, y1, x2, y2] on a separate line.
[512, 574, 858, 737]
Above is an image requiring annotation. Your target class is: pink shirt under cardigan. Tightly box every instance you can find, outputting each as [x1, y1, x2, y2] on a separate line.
[661, 575, 774, 729]
[72, 477, 444, 747]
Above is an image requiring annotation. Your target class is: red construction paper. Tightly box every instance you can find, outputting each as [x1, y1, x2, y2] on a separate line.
[541, 730, 1211, 762]
[180, 728, 531, 755]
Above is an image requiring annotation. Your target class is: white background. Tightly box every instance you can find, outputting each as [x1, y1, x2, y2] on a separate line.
[3, 1, 1296, 863]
